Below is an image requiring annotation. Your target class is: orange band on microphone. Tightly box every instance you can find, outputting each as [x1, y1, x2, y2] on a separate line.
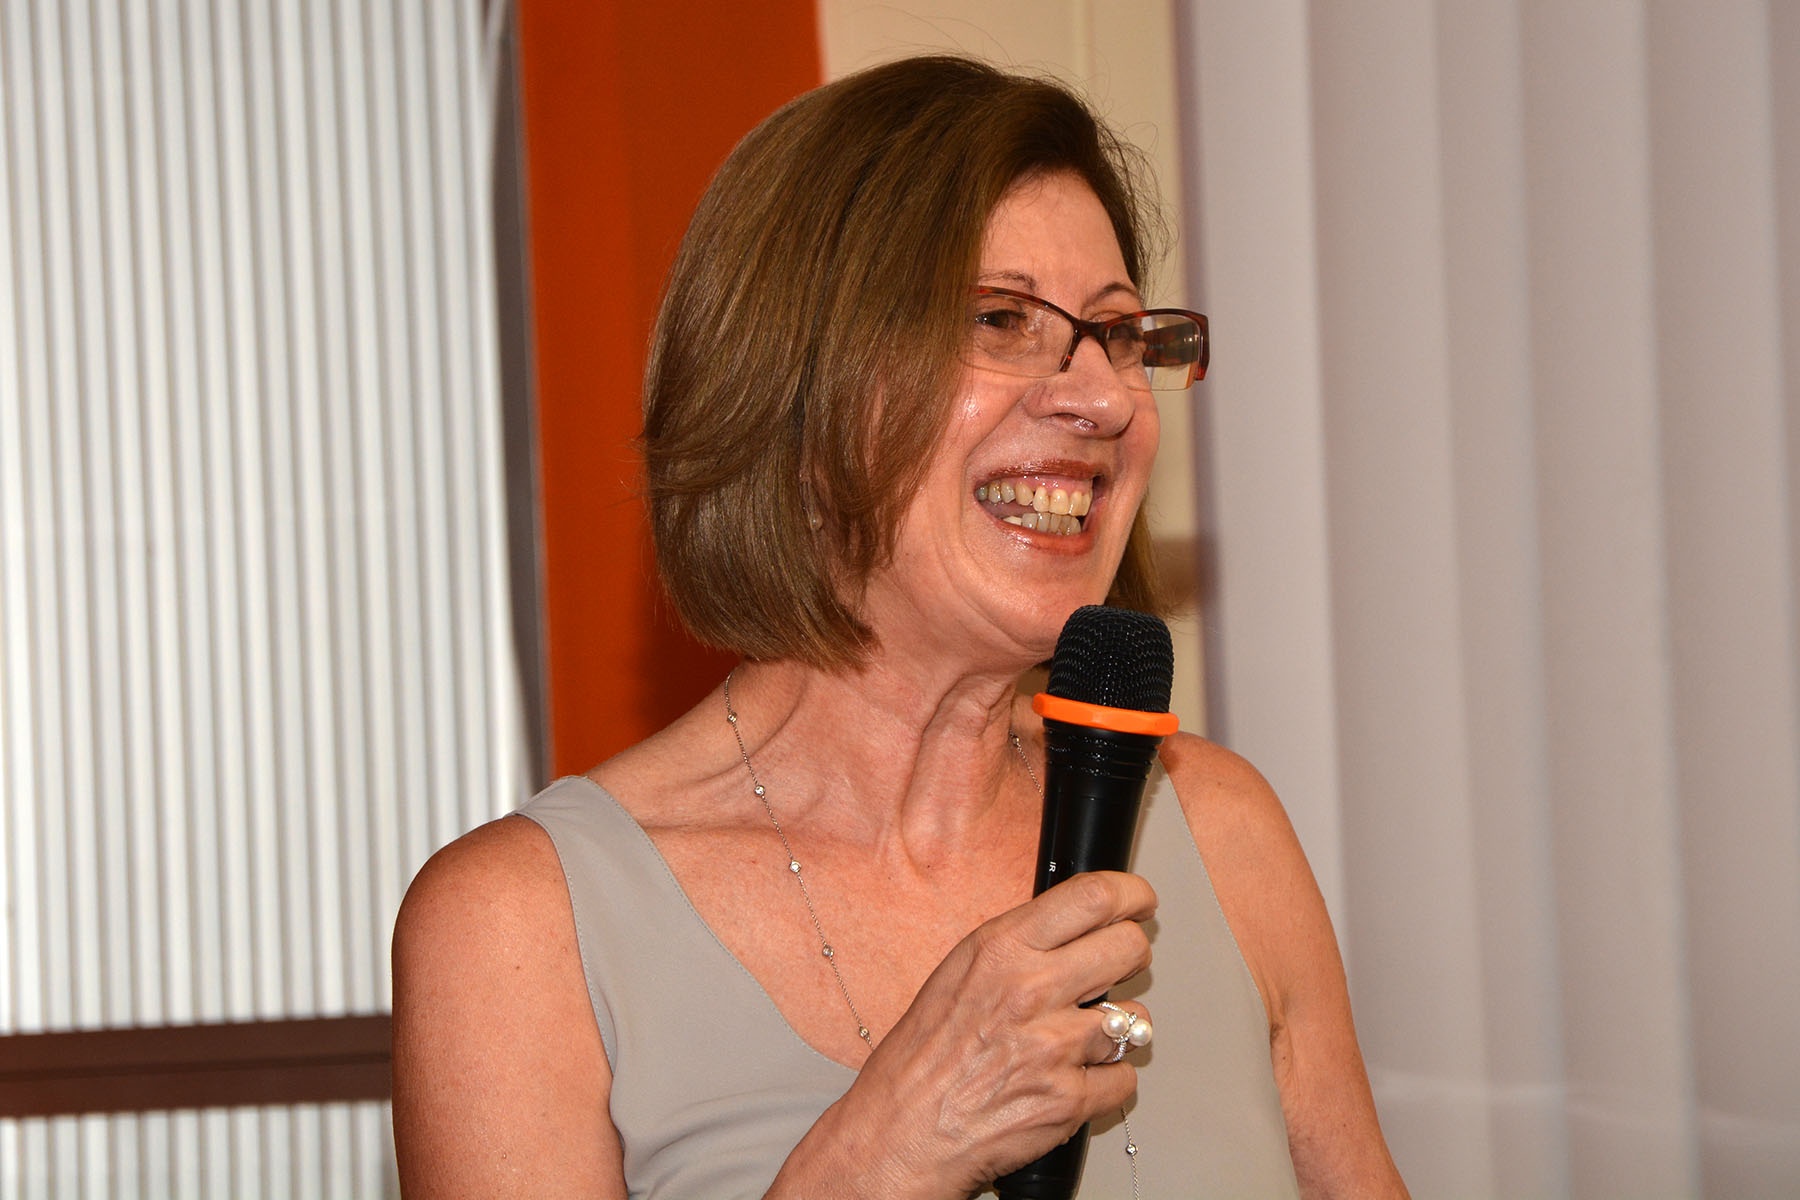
[1033, 692, 1179, 736]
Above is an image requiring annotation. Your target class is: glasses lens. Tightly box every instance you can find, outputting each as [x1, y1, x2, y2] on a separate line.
[970, 290, 1208, 390]
[1139, 314, 1206, 390]
[1106, 314, 1206, 391]
[970, 291, 1062, 376]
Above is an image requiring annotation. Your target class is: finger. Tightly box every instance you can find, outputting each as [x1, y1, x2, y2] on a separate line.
[1079, 1059, 1140, 1117]
[978, 915, 1151, 1016]
[1041, 918, 1152, 1010]
[1007, 871, 1157, 953]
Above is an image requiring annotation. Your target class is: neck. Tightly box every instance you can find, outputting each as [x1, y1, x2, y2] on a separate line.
[723, 654, 1038, 855]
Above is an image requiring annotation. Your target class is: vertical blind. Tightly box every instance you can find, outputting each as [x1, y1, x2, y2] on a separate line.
[0, 0, 527, 1193]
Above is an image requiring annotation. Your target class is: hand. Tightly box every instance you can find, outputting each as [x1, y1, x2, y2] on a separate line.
[776, 870, 1157, 1199]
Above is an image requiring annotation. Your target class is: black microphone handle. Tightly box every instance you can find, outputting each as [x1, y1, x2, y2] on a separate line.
[1032, 720, 1163, 890]
[993, 720, 1163, 1200]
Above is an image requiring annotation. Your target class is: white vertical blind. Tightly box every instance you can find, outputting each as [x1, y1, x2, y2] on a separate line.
[1187, 1, 1800, 1196]
[4, 1106, 394, 1200]
[0, 0, 526, 1194]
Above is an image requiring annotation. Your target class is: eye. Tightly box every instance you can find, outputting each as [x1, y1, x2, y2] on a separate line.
[972, 297, 1030, 333]
[1140, 320, 1199, 366]
[1105, 321, 1148, 351]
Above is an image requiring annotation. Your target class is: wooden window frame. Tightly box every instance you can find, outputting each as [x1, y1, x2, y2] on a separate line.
[0, 1016, 391, 1119]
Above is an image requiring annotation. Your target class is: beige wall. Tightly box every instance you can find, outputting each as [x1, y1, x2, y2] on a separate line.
[819, 1, 1207, 735]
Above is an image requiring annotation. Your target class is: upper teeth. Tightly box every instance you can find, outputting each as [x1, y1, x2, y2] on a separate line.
[975, 478, 1093, 535]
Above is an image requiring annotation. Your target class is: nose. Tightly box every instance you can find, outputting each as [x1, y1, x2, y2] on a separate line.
[1024, 334, 1144, 438]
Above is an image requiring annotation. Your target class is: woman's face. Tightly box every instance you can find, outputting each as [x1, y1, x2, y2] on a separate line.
[860, 171, 1162, 668]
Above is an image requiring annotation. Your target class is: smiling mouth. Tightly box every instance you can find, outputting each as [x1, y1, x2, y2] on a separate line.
[974, 474, 1095, 536]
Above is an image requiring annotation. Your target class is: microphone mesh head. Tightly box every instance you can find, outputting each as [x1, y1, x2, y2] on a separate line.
[1046, 605, 1174, 713]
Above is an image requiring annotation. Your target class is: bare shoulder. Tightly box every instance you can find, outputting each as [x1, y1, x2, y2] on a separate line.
[1157, 733, 1408, 1198]
[1155, 735, 1319, 1021]
[1158, 731, 1293, 849]
[392, 815, 625, 1198]
[1157, 733, 1317, 944]
[397, 813, 567, 931]
[392, 815, 578, 996]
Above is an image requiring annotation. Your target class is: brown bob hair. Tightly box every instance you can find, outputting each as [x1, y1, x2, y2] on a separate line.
[643, 55, 1169, 668]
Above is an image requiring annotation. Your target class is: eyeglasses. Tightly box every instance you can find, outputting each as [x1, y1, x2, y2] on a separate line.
[969, 286, 1209, 391]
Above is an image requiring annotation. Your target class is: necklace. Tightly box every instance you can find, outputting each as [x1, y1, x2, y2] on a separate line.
[722, 671, 1140, 1198]
[723, 671, 875, 1053]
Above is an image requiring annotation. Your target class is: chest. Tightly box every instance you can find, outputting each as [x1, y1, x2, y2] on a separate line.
[651, 817, 1037, 1066]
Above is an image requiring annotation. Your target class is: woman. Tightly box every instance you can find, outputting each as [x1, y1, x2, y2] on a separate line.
[393, 56, 1406, 1198]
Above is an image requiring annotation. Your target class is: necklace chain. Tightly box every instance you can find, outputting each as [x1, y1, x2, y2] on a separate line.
[724, 672, 875, 1051]
[723, 672, 1138, 1197]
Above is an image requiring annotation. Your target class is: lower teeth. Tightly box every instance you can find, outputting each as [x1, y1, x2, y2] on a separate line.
[1002, 513, 1082, 535]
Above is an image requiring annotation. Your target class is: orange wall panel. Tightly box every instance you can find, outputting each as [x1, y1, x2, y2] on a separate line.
[518, 3, 821, 775]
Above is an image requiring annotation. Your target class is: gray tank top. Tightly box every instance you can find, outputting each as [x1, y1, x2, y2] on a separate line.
[519, 767, 1299, 1198]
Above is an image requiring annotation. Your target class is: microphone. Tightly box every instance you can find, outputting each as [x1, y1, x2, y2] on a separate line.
[993, 605, 1177, 1200]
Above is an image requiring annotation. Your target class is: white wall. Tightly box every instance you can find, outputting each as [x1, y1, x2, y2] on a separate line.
[1189, 2, 1800, 1196]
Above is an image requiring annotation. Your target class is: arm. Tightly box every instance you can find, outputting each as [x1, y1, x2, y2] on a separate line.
[391, 816, 626, 1199]
[1161, 734, 1408, 1199]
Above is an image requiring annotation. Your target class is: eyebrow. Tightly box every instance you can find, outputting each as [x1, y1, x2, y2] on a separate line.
[976, 270, 1143, 311]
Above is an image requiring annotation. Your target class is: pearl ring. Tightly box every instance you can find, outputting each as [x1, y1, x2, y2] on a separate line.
[1095, 1000, 1152, 1064]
